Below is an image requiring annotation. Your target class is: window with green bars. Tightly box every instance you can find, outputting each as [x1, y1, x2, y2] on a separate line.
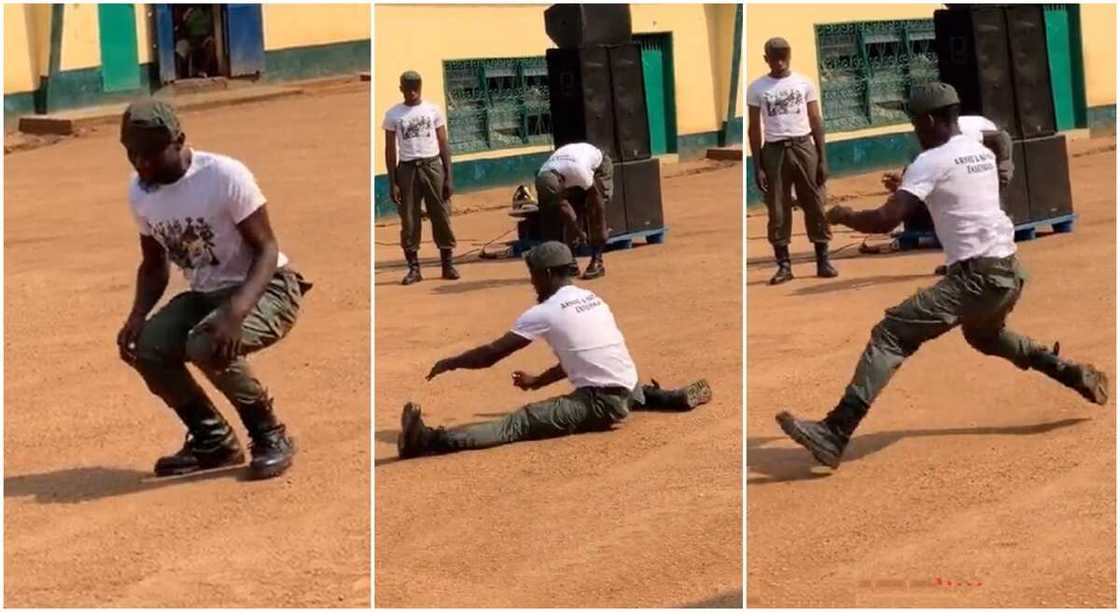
[443, 57, 552, 154]
[815, 18, 939, 132]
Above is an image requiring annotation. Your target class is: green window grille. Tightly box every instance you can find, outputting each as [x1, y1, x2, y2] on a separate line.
[815, 18, 939, 132]
[443, 57, 552, 154]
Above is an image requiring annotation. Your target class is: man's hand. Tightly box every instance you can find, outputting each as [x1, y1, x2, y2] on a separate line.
[816, 159, 829, 187]
[881, 171, 902, 193]
[198, 306, 244, 368]
[442, 180, 454, 201]
[116, 313, 146, 363]
[391, 183, 401, 205]
[512, 370, 539, 391]
[755, 167, 769, 193]
[427, 358, 455, 381]
[825, 205, 853, 226]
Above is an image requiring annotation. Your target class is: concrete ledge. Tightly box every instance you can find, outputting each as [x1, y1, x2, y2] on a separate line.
[18, 85, 303, 135]
[706, 146, 743, 161]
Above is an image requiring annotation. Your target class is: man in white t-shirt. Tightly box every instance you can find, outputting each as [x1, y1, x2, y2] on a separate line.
[383, 70, 459, 285]
[534, 142, 614, 280]
[774, 83, 1108, 469]
[397, 242, 711, 458]
[116, 100, 310, 480]
[747, 37, 837, 285]
[882, 113, 1016, 275]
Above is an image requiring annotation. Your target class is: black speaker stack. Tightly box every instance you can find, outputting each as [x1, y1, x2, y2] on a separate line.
[531, 3, 664, 241]
[932, 4, 1073, 227]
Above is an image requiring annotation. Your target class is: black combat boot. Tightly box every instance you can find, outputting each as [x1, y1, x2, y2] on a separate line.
[236, 398, 296, 479]
[440, 249, 460, 280]
[401, 250, 422, 285]
[582, 256, 606, 280]
[769, 245, 794, 285]
[641, 379, 713, 411]
[155, 398, 244, 477]
[1029, 342, 1109, 405]
[775, 397, 868, 469]
[398, 403, 453, 458]
[815, 242, 838, 278]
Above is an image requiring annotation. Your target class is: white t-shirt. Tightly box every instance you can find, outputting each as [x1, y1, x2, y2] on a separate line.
[958, 115, 999, 143]
[538, 143, 604, 190]
[747, 72, 818, 142]
[511, 284, 638, 390]
[382, 101, 445, 162]
[128, 150, 288, 293]
[899, 135, 1016, 265]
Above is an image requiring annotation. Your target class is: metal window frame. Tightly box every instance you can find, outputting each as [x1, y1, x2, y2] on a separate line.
[442, 56, 552, 154]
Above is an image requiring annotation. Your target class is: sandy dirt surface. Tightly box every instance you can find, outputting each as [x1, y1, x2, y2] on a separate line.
[4, 84, 370, 607]
[374, 161, 743, 607]
[746, 137, 1116, 607]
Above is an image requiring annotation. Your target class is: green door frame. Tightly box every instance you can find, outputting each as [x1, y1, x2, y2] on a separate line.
[635, 32, 678, 155]
[98, 4, 141, 93]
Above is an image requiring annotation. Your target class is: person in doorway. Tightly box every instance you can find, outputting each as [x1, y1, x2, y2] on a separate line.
[116, 99, 309, 480]
[383, 70, 459, 285]
[747, 37, 837, 284]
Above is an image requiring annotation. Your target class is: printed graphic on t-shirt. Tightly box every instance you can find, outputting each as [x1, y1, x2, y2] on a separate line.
[559, 293, 603, 314]
[763, 88, 805, 117]
[400, 115, 434, 141]
[954, 152, 996, 175]
[151, 217, 221, 270]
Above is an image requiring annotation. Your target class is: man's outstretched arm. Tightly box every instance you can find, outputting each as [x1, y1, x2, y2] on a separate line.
[826, 189, 924, 235]
[427, 332, 532, 380]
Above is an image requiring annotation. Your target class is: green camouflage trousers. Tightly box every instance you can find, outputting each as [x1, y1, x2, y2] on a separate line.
[842, 254, 1048, 408]
[131, 268, 310, 415]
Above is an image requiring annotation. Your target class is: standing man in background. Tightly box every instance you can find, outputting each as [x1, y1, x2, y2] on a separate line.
[748, 37, 837, 285]
[383, 70, 459, 285]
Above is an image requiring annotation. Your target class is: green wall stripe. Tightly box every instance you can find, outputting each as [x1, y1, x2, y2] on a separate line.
[5, 39, 370, 125]
[1087, 104, 1116, 136]
[373, 124, 744, 219]
[747, 130, 921, 205]
[262, 39, 370, 83]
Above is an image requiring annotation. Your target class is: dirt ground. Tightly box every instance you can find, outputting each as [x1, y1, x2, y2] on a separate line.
[374, 161, 743, 607]
[746, 136, 1116, 607]
[4, 84, 370, 607]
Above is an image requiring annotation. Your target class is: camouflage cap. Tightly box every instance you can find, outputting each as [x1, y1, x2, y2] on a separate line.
[120, 98, 182, 151]
[909, 82, 961, 116]
[400, 70, 422, 85]
[525, 241, 575, 270]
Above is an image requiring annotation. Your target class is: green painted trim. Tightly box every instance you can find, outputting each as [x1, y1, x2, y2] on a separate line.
[5, 64, 153, 125]
[724, 4, 743, 143]
[746, 130, 920, 205]
[721, 116, 743, 146]
[678, 130, 721, 160]
[262, 39, 370, 83]
[42, 4, 65, 113]
[4, 92, 36, 130]
[1087, 104, 1116, 137]
[375, 151, 552, 218]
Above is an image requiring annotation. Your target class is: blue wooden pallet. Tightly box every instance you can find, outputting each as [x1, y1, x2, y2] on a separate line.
[894, 214, 1077, 251]
[511, 227, 668, 257]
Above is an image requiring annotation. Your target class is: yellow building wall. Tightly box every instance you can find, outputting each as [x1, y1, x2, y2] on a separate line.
[5, 4, 37, 93]
[746, 3, 939, 144]
[136, 4, 152, 64]
[374, 3, 738, 174]
[262, 3, 370, 50]
[59, 4, 102, 71]
[1081, 3, 1116, 107]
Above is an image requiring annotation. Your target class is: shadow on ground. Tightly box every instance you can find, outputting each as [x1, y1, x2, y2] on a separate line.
[682, 590, 743, 608]
[747, 417, 1089, 485]
[5, 465, 249, 504]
